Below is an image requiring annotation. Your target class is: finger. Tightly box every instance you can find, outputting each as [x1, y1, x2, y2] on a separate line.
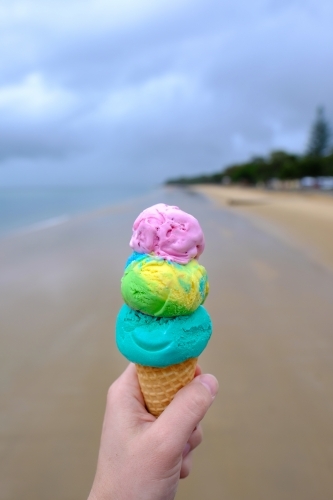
[183, 423, 203, 456]
[180, 451, 193, 479]
[194, 364, 202, 377]
[107, 364, 154, 422]
[180, 424, 203, 479]
[109, 363, 143, 403]
[155, 374, 218, 454]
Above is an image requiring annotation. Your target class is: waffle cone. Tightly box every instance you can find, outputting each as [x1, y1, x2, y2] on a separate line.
[135, 357, 198, 417]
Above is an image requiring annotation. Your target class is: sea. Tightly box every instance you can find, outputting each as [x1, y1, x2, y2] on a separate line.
[0, 184, 152, 238]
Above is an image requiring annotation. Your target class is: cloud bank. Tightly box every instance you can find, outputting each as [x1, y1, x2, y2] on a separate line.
[1, 0, 332, 185]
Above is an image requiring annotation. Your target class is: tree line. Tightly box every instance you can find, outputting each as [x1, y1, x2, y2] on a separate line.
[165, 107, 333, 186]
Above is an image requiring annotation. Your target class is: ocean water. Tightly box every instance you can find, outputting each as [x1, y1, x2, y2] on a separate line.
[0, 184, 151, 238]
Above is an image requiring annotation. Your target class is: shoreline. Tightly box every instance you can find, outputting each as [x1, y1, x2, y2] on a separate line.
[0, 184, 162, 241]
[191, 184, 333, 272]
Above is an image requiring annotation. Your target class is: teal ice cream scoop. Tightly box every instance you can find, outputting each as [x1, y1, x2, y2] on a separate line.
[116, 304, 212, 367]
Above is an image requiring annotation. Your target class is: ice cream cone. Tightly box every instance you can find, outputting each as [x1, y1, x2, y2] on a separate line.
[116, 204, 212, 417]
[135, 357, 198, 417]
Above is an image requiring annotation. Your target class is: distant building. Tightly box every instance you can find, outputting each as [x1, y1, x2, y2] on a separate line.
[317, 177, 333, 190]
[300, 177, 317, 189]
[300, 176, 333, 190]
[222, 176, 231, 185]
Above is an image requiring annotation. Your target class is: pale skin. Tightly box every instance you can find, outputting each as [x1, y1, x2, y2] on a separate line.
[88, 363, 218, 500]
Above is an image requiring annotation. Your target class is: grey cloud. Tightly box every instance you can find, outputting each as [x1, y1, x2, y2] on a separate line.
[0, 0, 332, 185]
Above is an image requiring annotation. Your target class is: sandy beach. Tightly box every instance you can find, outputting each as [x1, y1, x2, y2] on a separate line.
[193, 185, 333, 272]
[1, 186, 333, 500]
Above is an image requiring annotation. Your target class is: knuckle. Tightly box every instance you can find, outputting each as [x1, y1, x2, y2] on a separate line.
[180, 454, 193, 479]
[187, 388, 209, 420]
[197, 427, 203, 443]
[190, 429, 203, 449]
[106, 380, 120, 403]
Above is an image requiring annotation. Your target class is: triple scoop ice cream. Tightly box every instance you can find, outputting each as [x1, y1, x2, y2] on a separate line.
[116, 203, 212, 416]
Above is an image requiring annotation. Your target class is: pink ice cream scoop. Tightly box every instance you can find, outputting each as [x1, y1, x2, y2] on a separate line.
[129, 203, 205, 264]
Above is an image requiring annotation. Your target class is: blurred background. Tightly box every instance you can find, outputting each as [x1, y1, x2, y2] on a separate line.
[1, 1, 333, 499]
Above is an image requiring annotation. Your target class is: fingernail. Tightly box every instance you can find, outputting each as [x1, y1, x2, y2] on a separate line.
[182, 443, 191, 458]
[198, 374, 218, 398]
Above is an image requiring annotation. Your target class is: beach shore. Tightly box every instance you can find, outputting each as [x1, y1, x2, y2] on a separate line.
[192, 184, 333, 272]
[1, 186, 333, 500]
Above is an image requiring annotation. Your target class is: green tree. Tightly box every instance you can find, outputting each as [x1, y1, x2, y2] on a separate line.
[306, 106, 331, 157]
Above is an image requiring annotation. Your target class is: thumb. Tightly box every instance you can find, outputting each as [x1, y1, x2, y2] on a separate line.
[155, 374, 218, 453]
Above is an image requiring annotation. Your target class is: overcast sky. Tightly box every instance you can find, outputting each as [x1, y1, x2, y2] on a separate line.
[1, 0, 332, 186]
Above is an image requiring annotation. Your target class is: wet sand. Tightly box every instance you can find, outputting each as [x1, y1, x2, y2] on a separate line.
[1, 187, 333, 500]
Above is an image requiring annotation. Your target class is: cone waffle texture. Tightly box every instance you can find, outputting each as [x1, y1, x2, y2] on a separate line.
[136, 357, 198, 417]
